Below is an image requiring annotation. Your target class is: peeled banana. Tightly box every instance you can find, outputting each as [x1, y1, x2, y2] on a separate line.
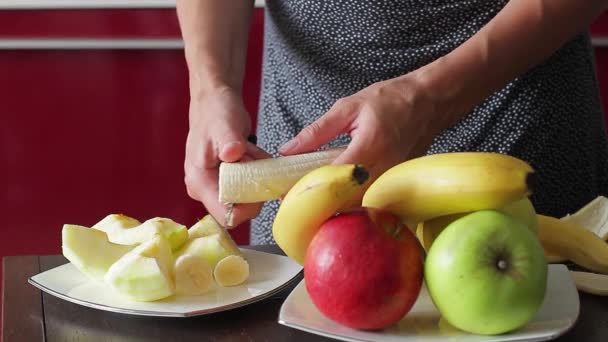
[362, 152, 535, 226]
[218, 146, 346, 204]
[537, 214, 608, 274]
[272, 164, 370, 265]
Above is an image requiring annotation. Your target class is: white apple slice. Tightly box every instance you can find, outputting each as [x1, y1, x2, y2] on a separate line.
[562, 196, 608, 241]
[92, 213, 141, 234]
[174, 254, 214, 295]
[100, 217, 188, 251]
[188, 215, 224, 239]
[213, 255, 250, 287]
[62, 224, 134, 281]
[104, 235, 175, 302]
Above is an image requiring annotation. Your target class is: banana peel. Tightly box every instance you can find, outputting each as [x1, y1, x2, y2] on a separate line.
[537, 214, 608, 274]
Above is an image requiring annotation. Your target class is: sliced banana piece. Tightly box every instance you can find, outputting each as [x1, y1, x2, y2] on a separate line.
[174, 254, 214, 295]
[571, 271, 608, 296]
[562, 196, 608, 241]
[213, 255, 250, 287]
[218, 146, 346, 204]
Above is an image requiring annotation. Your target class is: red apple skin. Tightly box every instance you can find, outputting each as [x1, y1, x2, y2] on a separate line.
[304, 208, 424, 331]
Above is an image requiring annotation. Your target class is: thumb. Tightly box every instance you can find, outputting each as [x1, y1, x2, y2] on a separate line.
[215, 122, 248, 163]
[279, 99, 357, 155]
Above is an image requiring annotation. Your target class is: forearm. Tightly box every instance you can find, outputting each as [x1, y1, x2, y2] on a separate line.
[417, 0, 606, 123]
[176, 0, 255, 96]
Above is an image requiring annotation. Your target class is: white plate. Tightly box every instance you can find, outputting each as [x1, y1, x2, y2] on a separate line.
[29, 248, 303, 317]
[279, 264, 579, 342]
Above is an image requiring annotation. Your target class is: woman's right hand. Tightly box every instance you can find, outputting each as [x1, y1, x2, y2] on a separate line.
[184, 87, 271, 228]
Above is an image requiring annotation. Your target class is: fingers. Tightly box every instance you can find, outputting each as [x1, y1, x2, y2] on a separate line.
[245, 141, 272, 160]
[216, 124, 248, 163]
[184, 162, 263, 227]
[279, 98, 357, 155]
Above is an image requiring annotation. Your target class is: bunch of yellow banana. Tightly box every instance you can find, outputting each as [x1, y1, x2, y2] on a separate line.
[219, 149, 608, 290]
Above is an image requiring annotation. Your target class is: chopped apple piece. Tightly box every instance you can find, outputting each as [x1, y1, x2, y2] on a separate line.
[62, 224, 134, 281]
[214, 255, 250, 287]
[99, 217, 188, 251]
[104, 235, 175, 302]
[174, 254, 214, 295]
[92, 213, 141, 234]
[188, 215, 224, 239]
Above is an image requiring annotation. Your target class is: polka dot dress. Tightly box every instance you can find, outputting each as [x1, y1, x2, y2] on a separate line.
[249, 0, 608, 245]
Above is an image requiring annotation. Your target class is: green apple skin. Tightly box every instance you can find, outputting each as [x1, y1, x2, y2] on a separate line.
[424, 210, 548, 335]
[500, 197, 538, 234]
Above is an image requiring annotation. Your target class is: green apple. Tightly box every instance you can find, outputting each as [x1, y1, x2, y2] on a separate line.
[62, 224, 134, 281]
[417, 197, 537, 252]
[104, 234, 175, 302]
[95, 216, 188, 251]
[424, 210, 548, 335]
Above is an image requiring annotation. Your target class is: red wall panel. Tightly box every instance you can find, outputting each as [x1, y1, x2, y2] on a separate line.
[0, 10, 264, 331]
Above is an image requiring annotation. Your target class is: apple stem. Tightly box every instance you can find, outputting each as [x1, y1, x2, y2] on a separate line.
[497, 259, 508, 271]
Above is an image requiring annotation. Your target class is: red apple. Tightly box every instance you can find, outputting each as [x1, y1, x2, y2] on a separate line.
[304, 208, 424, 331]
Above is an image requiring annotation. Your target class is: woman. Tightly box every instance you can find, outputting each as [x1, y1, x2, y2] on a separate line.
[177, 0, 608, 245]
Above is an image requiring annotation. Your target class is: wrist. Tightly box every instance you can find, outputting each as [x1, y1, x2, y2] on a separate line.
[188, 70, 241, 101]
[410, 55, 482, 129]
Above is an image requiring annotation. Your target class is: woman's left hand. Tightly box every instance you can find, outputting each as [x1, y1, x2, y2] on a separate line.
[279, 73, 452, 188]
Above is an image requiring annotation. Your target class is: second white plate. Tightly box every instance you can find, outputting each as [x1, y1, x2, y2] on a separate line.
[29, 248, 303, 317]
[279, 264, 579, 342]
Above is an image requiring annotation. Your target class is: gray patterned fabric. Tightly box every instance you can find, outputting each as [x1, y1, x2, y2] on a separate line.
[250, 0, 608, 245]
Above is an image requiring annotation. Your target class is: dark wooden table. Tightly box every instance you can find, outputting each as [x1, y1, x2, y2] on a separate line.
[3, 245, 608, 342]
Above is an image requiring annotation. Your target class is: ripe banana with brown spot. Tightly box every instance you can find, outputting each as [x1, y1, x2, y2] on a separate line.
[362, 152, 535, 227]
[272, 164, 370, 265]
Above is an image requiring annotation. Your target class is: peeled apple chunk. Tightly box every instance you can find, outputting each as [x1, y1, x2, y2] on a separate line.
[213, 255, 250, 287]
[98, 217, 188, 251]
[92, 213, 141, 234]
[175, 233, 243, 269]
[62, 224, 134, 281]
[104, 235, 175, 302]
[187, 214, 226, 239]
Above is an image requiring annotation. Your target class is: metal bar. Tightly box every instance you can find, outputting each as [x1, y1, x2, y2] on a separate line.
[592, 37, 608, 48]
[0, 0, 265, 9]
[0, 38, 184, 50]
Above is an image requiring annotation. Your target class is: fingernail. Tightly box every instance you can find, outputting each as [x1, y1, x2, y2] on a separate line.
[279, 139, 298, 154]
